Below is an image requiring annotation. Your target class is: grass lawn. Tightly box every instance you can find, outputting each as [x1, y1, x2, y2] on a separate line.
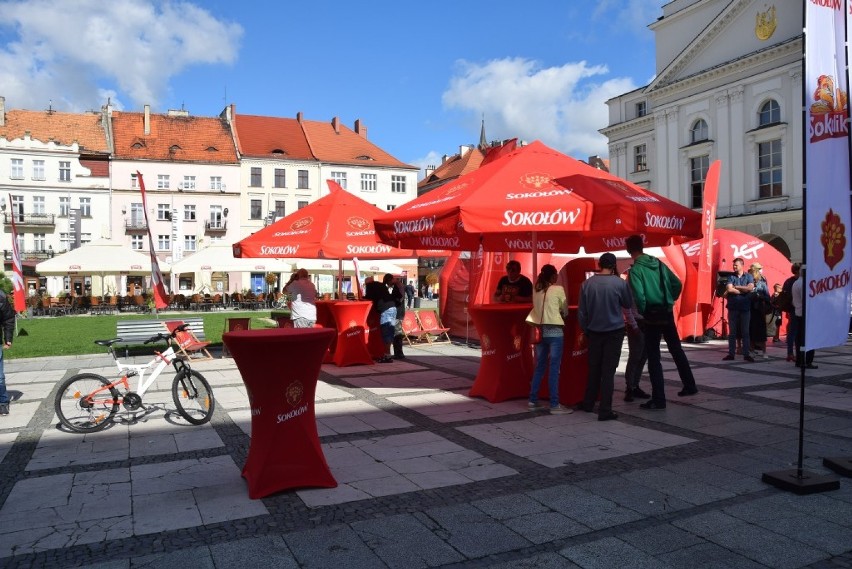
[9, 311, 284, 359]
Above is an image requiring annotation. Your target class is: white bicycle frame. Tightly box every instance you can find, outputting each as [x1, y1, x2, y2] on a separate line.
[111, 345, 180, 398]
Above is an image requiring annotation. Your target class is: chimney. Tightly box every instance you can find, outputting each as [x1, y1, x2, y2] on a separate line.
[296, 111, 303, 123]
[331, 116, 340, 134]
[354, 119, 367, 139]
[143, 104, 151, 135]
[459, 144, 472, 157]
[442, 154, 450, 164]
[0, 96, 4, 126]
[424, 165, 436, 179]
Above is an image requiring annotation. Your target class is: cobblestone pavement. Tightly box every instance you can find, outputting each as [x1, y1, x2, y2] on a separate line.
[0, 334, 850, 568]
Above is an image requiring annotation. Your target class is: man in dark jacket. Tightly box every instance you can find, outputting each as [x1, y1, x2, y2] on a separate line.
[0, 290, 15, 415]
[625, 235, 698, 410]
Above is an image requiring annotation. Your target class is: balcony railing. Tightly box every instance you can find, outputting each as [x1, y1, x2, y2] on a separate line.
[124, 220, 148, 233]
[204, 220, 227, 234]
[2, 213, 56, 227]
[4, 248, 57, 261]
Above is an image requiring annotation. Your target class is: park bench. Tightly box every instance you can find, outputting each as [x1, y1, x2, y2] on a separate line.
[115, 318, 207, 356]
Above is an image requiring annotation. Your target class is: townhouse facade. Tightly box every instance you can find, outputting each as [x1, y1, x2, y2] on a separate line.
[0, 97, 419, 296]
[600, 0, 804, 262]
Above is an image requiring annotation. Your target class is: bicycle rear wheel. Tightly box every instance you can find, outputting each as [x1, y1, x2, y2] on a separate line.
[172, 370, 215, 425]
[55, 373, 120, 433]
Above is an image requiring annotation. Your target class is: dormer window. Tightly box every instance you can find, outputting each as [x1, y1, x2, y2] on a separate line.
[271, 148, 287, 155]
[132, 142, 145, 149]
[206, 146, 218, 152]
[355, 154, 374, 161]
[169, 144, 182, 153]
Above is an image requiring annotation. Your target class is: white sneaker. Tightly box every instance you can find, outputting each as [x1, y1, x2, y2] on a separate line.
[528, 402, 542, 410]
[762, 351, 769, 360]
[549, 405, 574, 415]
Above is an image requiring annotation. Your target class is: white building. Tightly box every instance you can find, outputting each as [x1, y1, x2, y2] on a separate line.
[601, 0, 803, 261]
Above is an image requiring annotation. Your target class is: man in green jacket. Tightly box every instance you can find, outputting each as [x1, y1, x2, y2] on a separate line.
[625, 235, 698, 410]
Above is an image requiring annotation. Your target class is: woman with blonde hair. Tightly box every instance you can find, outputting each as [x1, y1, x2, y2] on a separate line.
[526, 264, 572, 414]
[748, 263, 770, 359]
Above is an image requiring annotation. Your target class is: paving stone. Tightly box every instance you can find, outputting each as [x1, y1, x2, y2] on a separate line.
[559, 536, 663, 569]
[351, 512, 465, 568]
[423, 503, 531, 558]
[284, 524, 388, 569]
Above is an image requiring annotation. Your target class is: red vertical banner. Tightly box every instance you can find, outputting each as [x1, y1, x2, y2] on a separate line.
[803, 0, 852, 351]
[136, 172, 169, 310]
[7, 195, 26, 312]
[695, 160, 721, 305]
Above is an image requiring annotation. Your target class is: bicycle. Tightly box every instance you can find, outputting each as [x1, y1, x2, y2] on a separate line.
[54, 324, 215, 433]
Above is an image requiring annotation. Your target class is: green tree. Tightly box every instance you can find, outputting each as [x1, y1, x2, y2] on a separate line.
[0, 272, 12, 296]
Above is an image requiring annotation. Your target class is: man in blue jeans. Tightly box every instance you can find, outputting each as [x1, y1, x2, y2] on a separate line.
[0, 290, 16, 415]
[724, 258, 755, 362]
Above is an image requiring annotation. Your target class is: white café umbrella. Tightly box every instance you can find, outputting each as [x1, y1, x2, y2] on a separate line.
[170, 243, 293, 294]
[35, 238, 171, 296]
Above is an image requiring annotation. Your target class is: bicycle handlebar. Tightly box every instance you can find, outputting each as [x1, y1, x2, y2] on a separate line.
[143, 323, 190, 345]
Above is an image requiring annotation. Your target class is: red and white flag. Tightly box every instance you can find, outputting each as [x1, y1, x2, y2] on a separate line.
[136, 172, 169, 310]
[7, 195, 26, 312]
[695, 160, 720, 306]
[803, 0, 852, 350]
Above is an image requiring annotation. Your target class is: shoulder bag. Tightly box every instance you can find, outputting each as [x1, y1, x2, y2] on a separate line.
[528, 287, 547, 344]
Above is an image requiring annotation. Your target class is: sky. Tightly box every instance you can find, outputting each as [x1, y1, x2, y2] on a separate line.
[0, 0, 662, 174]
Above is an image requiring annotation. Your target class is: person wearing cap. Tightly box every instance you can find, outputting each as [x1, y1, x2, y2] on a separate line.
[624, 235, 699, 410]
[576, 252, 634, 421]
[747, 262, 770, 359]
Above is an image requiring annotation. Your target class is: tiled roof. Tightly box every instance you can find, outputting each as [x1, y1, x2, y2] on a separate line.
[80, 158, 109, 177]
[233, 113, 416, 169]
[111, 111, 238, 163]
[0, 110, 109, 153]
[418, 147, 486, 190]
[301, 119, 416, 169]
[231, 114, 315, 160]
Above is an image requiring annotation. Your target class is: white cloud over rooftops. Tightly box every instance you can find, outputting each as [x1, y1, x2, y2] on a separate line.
[0, 0, 242, 111]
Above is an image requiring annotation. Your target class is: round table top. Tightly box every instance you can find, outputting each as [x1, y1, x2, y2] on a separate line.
[224, 327, 335, 344]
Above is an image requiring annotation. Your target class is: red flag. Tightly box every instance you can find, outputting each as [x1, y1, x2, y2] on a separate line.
[136, 172, 169, 310]
[695, 160, 720, 305]
[7, 195, 26, 312]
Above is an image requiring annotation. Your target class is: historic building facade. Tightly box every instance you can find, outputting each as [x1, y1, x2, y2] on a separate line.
[601, 0, 803, 261]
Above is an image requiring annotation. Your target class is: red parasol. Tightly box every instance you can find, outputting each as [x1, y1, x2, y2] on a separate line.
[233, 180, 420, 260]
[374, 140, 703, 254]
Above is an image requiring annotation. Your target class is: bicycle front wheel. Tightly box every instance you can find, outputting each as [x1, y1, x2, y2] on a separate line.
[55, 373, 119, 433]
[172, 370, 215, 425]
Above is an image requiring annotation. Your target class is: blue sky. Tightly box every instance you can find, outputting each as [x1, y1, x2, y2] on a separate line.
[0, 0, 661, 172]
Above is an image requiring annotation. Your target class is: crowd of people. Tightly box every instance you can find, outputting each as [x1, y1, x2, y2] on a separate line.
[517, 234, 811, 420]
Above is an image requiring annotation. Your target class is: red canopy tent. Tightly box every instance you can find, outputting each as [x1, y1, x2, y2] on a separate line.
[374, 140, 703, 255]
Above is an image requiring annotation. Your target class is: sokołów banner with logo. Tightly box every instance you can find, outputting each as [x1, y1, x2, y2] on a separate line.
[804, 0, 852, 351]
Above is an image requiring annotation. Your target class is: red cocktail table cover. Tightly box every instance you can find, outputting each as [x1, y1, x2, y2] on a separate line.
[223, 328, 337, 499]
[329, 301, 374, 366]
[468, 303, 534, 402]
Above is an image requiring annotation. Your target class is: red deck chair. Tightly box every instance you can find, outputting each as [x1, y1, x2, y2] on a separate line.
[401, 311, 432, 345]
[416, 310, 452, 344]
[165, 320, 213, 361]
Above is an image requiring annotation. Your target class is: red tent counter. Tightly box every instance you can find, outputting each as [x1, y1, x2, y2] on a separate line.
[314, 301, 337, 362]
[328, 300, 374, 367]
[222, 328, 337, 499]
[468, 303, 534, 402]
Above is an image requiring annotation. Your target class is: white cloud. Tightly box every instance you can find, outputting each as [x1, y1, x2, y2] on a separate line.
[409, 150, 443, 181]
[442, 57, 636, 159]
[0, 0, 242, 111]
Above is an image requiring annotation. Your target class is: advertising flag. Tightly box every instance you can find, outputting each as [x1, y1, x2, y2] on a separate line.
[695, 160, 721, 305]
[7, 195, 26, 312]
[803, 0, 852, 350]
[136, 172, 169, 310]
